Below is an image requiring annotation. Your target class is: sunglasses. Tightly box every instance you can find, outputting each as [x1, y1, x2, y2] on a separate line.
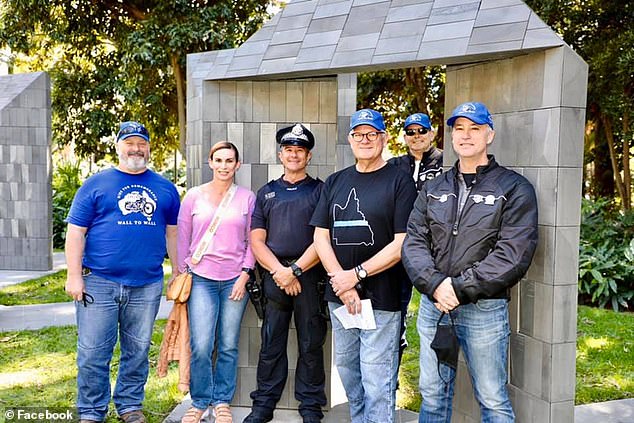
[405, 128, 429, 136]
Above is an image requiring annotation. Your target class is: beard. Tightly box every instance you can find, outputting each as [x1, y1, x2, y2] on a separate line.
[119, 152, 148, 172]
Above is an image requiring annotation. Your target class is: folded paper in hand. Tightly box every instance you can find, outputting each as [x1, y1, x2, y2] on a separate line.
[332, 299, 376, 330]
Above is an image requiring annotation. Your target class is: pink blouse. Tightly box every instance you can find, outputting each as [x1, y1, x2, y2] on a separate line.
[176, 184, 256, 280]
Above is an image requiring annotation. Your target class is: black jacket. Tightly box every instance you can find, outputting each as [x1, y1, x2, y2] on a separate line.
[402, 155, 538, 304]
[388, 147, 443, 192]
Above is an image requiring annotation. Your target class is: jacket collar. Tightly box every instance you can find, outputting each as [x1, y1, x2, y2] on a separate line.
[452, 154, 498, 176]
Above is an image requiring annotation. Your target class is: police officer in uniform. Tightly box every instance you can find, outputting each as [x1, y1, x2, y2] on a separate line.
[244, 124, 327, 423]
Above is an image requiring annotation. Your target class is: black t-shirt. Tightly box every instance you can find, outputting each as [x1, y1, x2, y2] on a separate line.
[251, 175, 323, 258]
[310, 164, 417, 311]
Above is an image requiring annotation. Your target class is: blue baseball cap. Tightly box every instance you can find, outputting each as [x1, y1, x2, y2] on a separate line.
[350, 109, 386, 131]
[446, 102, 494, 129]
[404, 113, 432, 130]
[117, 121, 150, 142]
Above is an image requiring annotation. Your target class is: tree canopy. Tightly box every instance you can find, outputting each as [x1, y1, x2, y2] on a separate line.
[0, 0, 273, 166]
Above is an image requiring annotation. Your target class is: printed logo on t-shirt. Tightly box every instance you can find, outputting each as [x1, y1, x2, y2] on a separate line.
[117, 185, 158, 225]
[332, 188, 374, 246]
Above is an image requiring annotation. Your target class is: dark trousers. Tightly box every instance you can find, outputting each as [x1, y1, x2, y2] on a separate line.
[250, 267, 327, 419]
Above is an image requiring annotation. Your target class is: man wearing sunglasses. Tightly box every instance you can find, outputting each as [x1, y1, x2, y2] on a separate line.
[311, 109, 417, 422]
[388, 112, 444, 384]
[64, 121, 181, 423]
[402, 102, 538, 422]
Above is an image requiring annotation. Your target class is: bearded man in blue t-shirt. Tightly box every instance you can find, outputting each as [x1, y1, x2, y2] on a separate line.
[64, 121, 180, 423]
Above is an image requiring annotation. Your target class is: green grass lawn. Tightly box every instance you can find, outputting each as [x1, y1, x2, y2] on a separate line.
[0, 264, 173, 306]
[0, 321, 185, 423]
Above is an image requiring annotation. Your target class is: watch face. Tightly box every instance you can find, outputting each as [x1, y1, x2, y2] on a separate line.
[291, 264, 302, 277]
[358, 268, 368, 279]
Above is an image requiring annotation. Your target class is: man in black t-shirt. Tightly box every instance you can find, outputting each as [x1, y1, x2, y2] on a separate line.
[311, 109, 417, 423]
[244, 124, 326, 423]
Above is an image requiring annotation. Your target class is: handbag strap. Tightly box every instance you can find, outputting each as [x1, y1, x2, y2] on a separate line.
[191, 184, 238, 264]
[436, 311, 456, 326]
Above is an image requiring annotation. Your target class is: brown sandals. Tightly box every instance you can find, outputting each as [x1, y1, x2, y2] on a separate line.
[180, 406, 208, 423]
[213, 403, 233, 423]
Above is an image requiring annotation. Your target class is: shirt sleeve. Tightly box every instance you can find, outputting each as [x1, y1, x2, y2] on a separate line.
[65, 176, 97, 228]
[165, 184, 181, 226]
[250, 187, 267, 230]
[243, 191, 257, 269]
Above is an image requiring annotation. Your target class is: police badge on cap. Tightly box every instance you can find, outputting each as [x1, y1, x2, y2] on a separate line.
[276, 123, 315, 150]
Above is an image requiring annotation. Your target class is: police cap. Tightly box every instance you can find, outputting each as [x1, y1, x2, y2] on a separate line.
[276, 123, 315, 150]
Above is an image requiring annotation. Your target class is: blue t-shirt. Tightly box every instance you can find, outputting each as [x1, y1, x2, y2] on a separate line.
[66, 168, 180, 286]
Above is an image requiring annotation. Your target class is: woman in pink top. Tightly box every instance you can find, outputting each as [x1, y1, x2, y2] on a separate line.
[177, 141, 256, 423]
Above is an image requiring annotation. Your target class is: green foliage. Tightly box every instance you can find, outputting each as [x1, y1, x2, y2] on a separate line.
[0, 0, 273, 167]
[52, 163, 83, 249]
[578, 198, 634, 311]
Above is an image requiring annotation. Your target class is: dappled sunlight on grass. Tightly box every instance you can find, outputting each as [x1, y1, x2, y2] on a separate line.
[582, 337, 610, 350]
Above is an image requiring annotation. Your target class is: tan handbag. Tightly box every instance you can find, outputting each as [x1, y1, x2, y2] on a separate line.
[167, 271, 192, 303]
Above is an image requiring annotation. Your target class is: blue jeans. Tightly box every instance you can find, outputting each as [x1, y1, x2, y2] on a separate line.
[328, 302, 400, 423]
[188, 273, 248, 410]
[417, 295, 514, 423]
[75, 274, 162, 421]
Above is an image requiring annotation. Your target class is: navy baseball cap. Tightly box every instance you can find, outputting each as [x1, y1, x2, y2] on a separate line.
[117, 121, 150, 142]
[446, 102, 494, 129]
[404, 113, 432, 130]
[276, 123, 315, 150]
[350, 109, 386, 131]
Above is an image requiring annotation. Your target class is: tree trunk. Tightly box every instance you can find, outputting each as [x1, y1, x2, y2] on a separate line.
[602, 114, 627, 208]
[171, 53, 187, 156]
[622, 114, 632, 210]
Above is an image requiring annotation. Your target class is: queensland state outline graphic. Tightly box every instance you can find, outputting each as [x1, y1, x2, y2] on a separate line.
[332, 188, 374, 246]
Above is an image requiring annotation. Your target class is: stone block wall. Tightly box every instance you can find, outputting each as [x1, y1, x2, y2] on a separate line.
[0, 72, 52, 270]
[444, 45, 587, 422]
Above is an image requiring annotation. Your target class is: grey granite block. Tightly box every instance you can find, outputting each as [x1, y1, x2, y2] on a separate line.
[526, 225, 554, 284]
[302, 82, 320, 122]
[374, 34, 422, 55]
[281, 0, 319, 17]
[227, 54, 264, 72]
[336, 33, 380, 52]
[554, 225, 580, 285]
[259, 123, 278, 164]
[234, 40, 270, 57]
[466, 40, 523, 54]
[319, 81, 338, 123]
[423, 21, 474, 42]
[250, 164, 269, 192]
[296, 45, 338, 64]
[263, 42, 302, 60]
[552, 284, 577, 343]
[556, 167, 582, 226]
[307, 15, 347, 33]
[550, 342, 576, 401]
[528, 11, 549, 29]
[562, 46, 589, 108]
[270, 27, 309, 46]
[292, 60, 334, 72]
[508, 385, 552, 423]
[348, 2, 389, 20]
[219, 81, 237, 122]
[236, 82, 254, 122]
[331, 48, 375, 67]
[202, 81, 220, 121]
[428, 2, 479, 25]
[302, 30, 342, 48]
[386, 3, 432, 23]
[313, 0, 353, 19]
[380, 20, 428, 38]
[286, 81, 304, 122]
[341, 18, 387, 37]
[278, 12, 314, 30]
[270, 81, 287, 122]
[523, 27, 565, 49]
[227, 122, 245, 155]
[480, 0, 523, 9]
[253, 82, 271, 122]
[418, 37, 470, 60]
[243, 123, 261, 164]
[244, 25, 275, 42]
[474, 4, 531, 27]
[258, 57, 298, 75]
[372, 52, 418, 64]
[470, 21, 528, 45]
[558, 107, 585, 167]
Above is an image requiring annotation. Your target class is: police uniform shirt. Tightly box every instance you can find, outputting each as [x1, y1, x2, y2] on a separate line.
[251, 176, 323, 258]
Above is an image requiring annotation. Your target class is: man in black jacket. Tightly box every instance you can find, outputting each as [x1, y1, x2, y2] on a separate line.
[402, 102, 538, 423]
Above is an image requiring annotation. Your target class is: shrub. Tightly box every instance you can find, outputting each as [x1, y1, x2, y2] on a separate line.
[52, 163, 83, 249]
[578, 198, 634, 311]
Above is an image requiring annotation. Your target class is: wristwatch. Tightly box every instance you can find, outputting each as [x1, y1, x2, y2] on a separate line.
[290, 263, 303, 278]
[242, 267, 252, 274]
[355, 265, 368, 281]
